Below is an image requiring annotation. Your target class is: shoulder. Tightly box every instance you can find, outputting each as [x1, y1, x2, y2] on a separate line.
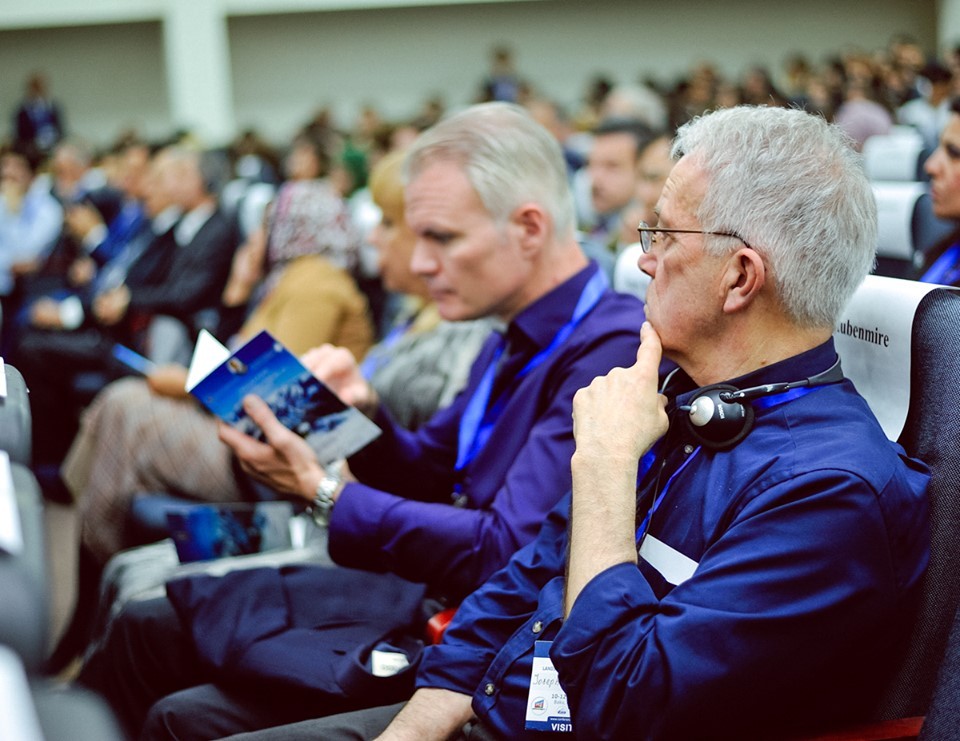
[736, 382, 927, 503]
[280, 255, 360, 294]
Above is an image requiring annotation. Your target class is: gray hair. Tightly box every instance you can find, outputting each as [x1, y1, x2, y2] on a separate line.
[673, 105, 877, 329]
[404, 102, 575, 239]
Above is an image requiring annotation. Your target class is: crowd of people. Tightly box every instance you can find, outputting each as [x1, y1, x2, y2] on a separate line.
[1, 31, 957, 741]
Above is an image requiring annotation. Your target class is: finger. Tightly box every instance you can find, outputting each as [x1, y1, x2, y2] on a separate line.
[241, 394, 294, 447]
[633, 321, 663, 375]
[217, 419, 271, 458]
[300, 344, 339, 375]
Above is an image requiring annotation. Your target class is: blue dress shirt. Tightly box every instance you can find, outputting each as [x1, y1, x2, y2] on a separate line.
[418, 339, 930, 739]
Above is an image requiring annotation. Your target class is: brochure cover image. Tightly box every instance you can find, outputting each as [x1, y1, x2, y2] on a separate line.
[189, 330, 380, 465]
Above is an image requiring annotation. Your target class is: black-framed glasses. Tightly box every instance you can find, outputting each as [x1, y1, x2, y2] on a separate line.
[636, 220, 751, 253]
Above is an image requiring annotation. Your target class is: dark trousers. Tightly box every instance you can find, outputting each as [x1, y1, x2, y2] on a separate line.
[15, 327, 123, 465]
[76, 597, 378, 741]
[219, 702, 502, 741]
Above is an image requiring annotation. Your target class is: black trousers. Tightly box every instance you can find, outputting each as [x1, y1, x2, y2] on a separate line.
[15, 326, 123, 465]
[76, 597, 383, 741]
[218, 702, 502, 741]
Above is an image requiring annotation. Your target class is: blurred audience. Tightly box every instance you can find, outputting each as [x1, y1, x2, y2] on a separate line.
[47, 169, 373, 673]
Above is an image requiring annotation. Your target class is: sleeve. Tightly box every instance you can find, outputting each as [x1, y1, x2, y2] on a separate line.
[417, 493, 572, 695]
[549, 470, 925, 739]
[329, 325, 641, 599]
[8, 193, 63, 262]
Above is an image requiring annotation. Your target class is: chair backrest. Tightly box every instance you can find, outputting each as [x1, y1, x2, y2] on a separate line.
[863, 127, 926, 182]
[911, 191, 956, 263]
[878, 285, 960, 719]
[0, 362, 32, 467]
[834, 277, 960, 720]
[872, 182, 925, 278]
[918, 602, 960, 738]
[0, 456, 48, 671]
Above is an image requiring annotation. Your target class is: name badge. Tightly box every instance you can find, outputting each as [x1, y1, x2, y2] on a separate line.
[524, 641, 572, 733]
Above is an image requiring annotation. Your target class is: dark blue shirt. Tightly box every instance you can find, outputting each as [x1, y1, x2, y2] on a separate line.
[418, 339, 930, 738]
[329, 262, 644, 600]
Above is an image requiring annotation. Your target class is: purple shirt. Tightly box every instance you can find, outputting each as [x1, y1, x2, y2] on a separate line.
[328, 262, 644, 599]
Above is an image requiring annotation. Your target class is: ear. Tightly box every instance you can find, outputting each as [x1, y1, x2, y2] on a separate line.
[721, 247, 765, 314]
[509, 202, 549, 258]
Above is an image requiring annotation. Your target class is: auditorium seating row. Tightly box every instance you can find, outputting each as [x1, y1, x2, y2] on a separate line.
[0, 361, 122, 740]
[865, 127, 955, 280]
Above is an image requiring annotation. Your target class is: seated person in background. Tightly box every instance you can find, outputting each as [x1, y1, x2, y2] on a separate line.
[915, 96, 960, 285]
[75, 101, 645, 741]
[45, 170, 374, 672]
[17, 146, 237, 468]
[14, 138, 122, 309]
[613, 132, 674, 300]
[241, 105, 930, 741]
[576, 117, 657, 278]
[0, 142, 63, 342]
[21, 141, 154, 336]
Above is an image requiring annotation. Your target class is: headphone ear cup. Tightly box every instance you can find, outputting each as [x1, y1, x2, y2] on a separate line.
[684, 384, 755, 450]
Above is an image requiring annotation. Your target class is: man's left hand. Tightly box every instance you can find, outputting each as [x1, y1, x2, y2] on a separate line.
[218, 394, 324, 501]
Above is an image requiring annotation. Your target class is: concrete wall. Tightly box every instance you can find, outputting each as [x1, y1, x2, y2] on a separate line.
[0, 0, 940, 148]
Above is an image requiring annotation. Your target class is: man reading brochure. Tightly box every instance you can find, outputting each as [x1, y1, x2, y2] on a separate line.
[76, 103, 645, 739]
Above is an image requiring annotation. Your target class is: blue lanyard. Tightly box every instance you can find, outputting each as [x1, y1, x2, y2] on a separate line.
[634, 383, 826, 544]
[453, 270, 609, 493]
[920, 243, 960, 286]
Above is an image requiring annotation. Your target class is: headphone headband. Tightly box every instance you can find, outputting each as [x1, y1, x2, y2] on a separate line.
[718, 358, 844, 404]
[684, 358, 844, 450]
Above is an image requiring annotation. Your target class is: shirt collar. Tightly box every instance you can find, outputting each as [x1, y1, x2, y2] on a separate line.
[152, 205, 182, 236]
[506, 261, 601, 351]
[174, 201, 215, 246]
[671, 338, 841, 409]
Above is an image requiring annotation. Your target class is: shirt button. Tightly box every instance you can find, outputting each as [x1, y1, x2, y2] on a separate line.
[532, 620, 543, 634]
[684, 444, 694, 454]
[484, 682, 495, 696]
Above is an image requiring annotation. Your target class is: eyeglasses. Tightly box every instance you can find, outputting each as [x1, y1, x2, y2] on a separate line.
[636, 220, 751, 254]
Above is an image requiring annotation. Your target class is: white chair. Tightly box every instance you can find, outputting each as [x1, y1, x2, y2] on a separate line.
[863, 128, 925, 182]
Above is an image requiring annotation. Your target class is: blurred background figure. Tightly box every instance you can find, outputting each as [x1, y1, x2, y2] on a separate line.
[12, 71, 65, 158]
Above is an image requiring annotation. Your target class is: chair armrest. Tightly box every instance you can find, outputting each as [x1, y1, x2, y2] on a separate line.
[799, 716, 924, 741]
[425, 607, 458, 645]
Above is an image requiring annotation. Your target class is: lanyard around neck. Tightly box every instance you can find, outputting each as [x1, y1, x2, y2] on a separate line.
[454, 269, 609, 485]
[920, 243, 960, 286]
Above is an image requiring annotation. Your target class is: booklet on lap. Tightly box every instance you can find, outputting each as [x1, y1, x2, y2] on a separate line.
[186, 329, 381, 465]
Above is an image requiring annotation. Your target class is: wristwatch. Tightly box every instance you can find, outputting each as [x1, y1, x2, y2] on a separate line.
[310, 459, 344, 527]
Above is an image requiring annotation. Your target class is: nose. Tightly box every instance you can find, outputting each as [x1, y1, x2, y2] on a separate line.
[637, 246, 657, 279]
[925, 148, 943, 178]
[410, 238, 439, 277]
[367, 222, 383, 249]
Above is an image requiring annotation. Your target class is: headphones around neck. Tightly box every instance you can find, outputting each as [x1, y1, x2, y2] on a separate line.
[679, 359, 844, 451]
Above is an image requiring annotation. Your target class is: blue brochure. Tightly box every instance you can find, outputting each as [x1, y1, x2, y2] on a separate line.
[188, 329, 381, 465]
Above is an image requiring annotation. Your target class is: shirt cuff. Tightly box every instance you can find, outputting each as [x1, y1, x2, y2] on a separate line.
[416, 643, 491, 696]
[82, 224, 108, 252]
[554, 562, 654, 654]
[58, 295, 85, 330]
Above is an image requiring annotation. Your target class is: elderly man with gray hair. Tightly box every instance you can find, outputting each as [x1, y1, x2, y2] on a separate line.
[229, 104, 931, 740]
